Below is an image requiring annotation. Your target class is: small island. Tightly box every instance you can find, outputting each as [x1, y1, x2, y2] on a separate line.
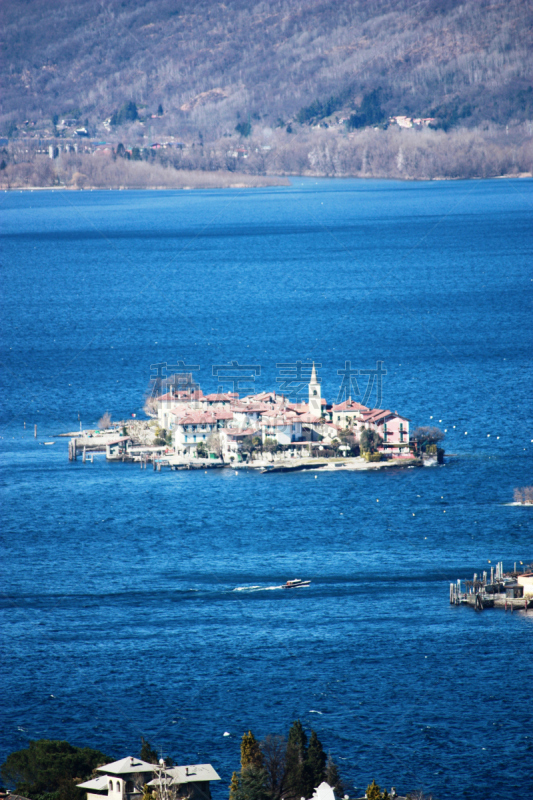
[66, 365, 444, 472]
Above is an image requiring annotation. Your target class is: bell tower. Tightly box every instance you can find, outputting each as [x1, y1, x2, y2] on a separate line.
[308, 362, 322, 417]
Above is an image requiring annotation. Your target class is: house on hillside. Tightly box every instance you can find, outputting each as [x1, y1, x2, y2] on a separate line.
[78, 758, 221, 800]
[147, 763, 221, 800]
[77, 757, 155, 800]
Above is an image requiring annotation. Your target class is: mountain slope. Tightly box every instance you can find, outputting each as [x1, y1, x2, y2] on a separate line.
[2, 0, 533, 138]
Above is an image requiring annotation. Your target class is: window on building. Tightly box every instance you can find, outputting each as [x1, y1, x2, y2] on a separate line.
[109, 782, 113, 792]
[126, 781, 134, 793]
[116, 783, 120, 793]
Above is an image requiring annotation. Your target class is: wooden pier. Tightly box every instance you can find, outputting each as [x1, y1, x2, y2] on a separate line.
[450, 562, 533, 612]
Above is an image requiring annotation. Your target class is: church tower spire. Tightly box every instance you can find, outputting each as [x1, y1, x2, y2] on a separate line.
[308, 361, 322, 417]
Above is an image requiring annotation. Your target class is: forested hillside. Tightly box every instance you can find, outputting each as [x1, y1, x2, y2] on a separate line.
[2, 0, 533, 182]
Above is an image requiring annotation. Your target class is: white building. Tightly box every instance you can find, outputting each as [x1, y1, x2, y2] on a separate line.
[78, 758, 221, 800]
[147, 763, 221, 800]
[77, 757, 155, 800]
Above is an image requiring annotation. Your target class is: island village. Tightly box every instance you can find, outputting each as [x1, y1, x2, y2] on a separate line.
[65, 364, 437, 472]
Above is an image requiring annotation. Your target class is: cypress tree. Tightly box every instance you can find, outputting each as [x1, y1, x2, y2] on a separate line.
[140, 737, 159, 764]
[305, 732, 326, 793]
[234, 765, 270, 800]
[229, 771, 240, 800]
[325, 755, 344, 796]
[285, 721, 309, 799]
[365, 781, 383, 800]
[241, 731, 263, 770]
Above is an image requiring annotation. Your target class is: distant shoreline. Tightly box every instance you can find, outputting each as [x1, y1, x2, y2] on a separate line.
[3, 172, 532, 191]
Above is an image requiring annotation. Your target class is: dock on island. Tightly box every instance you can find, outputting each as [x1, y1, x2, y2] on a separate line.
[450, 562, 533, 611]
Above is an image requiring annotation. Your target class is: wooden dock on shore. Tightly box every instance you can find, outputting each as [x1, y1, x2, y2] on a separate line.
[450, 562, 533, 612]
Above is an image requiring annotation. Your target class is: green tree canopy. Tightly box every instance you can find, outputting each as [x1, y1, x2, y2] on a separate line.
[233, 766, 270, 800]
[346, 89, 386, 130]
[263, 438, 278, 453]
[1, 740, 110, 799]
[139, 738, 159, 764]
[111, 101, 138, 126]
[196, 441, 208, 458]
[285, 721, 310, 800]
[305, 731, 326, 792]
[359, 429, 383, 454]
[235, 121, 252, 137]
[325, 755, 344, 796]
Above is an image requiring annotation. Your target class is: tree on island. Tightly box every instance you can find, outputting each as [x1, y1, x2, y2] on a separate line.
[241, 435, 263, 461]
[197, 441, 208, 458]
[98, 411, 112, 429]
[359, 429, 383, 454]
[513, 486, 533, 504]
[410, 426, 445, 451]
[207, 432, 224, 461]
[1, 739, 110, 800]
[263, 437, 278, 455]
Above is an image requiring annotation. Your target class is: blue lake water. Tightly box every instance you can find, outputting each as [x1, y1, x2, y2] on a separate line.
[1, 179, 532, 800]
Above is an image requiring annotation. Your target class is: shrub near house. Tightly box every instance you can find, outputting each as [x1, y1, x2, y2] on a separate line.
[0, 739, 111, 800]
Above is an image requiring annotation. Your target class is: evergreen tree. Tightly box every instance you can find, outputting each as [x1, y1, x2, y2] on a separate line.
[285, 721, 309, 800]
[1, 740, 109, 800]
[325, 755, 344, 797]
[229, 771, 240, 800]
[140, 738, 159, 764]
[234, 766, 269, 800]
[241, 731, 263, 770]
[305, 732, 326, 792]
[365, 780, 384, 800]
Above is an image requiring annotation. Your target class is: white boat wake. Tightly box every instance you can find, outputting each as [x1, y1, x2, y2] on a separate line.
[233, 585, 283, 592]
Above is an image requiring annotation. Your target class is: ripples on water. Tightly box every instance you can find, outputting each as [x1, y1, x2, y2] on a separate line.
[1, 179, 532, 800]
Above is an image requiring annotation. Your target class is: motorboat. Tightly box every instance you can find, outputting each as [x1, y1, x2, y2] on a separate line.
[283, 578, 311, 589]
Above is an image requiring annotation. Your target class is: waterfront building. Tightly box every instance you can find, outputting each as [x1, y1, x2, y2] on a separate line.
[329, 399, 369, 428]
[359, 409, 410, 456]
